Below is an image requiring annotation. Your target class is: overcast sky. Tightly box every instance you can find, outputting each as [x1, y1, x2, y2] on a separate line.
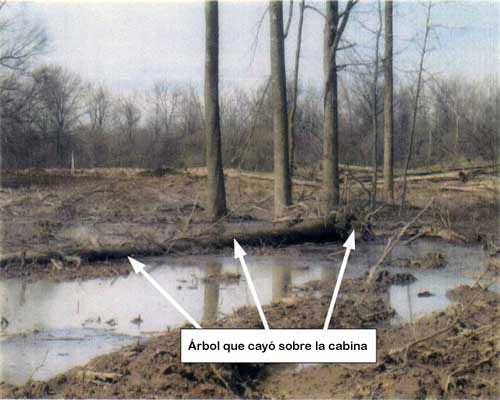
[8, 1, 499, 93]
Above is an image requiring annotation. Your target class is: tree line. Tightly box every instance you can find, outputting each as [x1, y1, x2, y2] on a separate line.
[1, 1, 498, 220]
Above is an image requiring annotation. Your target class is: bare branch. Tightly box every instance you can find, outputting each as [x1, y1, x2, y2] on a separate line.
[248, 5, 269, 68]
[283, 0, 294, 39]
[400, 0, 433, 211]
[304, 4, 325, 19]
[0, 4, 47, 71]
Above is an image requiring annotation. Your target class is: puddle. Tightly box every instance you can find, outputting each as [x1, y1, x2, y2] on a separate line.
[0, 256, 340, 384]
[0, 329, 133, 386]
[0, 240, 494, 385]
[385, 241, 497, 323]
[389, 269, 475, 323]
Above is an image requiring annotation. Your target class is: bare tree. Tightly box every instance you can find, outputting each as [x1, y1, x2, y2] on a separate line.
[400, 1, 433, 210]
[427, 76, 498, 163]
[82, 84, 113, 166]
[32, 65, 83, 166]
[144, 80, 181, 167]
[288, 0, 305, 174]
[148, 80, 180, 140]
[204, 0, 227, 221]
[382, 0, 394, 203]
[0, 1, 47, 72]
[86, 85, 111, 135]
[370, 0, 383, 209]
[116, 97, 141, 143]
[0, 73, 40, 168]
[270, 0, 291, 218]
[179, 84, 203, 139]
[322, 0, 357, 211]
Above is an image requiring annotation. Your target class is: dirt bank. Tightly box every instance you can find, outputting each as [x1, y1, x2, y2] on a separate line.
[260, 285, 499, 399]
[0, 273, 394, 398]
[2, 271, 498, 399]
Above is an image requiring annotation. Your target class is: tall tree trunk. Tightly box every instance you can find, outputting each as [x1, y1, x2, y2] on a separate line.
[323, 0, 340, 211]
[56, 131, 61, 166]
[428, 100, 438, 165]
[371, 0, 383, 209]
[427, 120, 433, 165]
[288, 0, 305, 175]
[382, 0, 394, 204]
[204, 0, 227, 221]
[270, 0, 292, 218]
[400, 1, 432, 211]
[57, 125, 63, 167]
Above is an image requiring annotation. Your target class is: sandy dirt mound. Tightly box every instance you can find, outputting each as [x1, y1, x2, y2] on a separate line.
[260, 285, 499, 399]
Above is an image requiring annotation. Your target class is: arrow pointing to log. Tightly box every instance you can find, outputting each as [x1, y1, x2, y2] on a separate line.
[127, 256, 202, 329]
[234, 239, 270, 330]
[323, 230, 356, 331]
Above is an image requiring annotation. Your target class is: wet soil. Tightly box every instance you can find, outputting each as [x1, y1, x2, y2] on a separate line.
[388, 251, 447, 269]
[0, 168, 498, 398]
[1, 167, 498, 282]
[0, 169, 351, 281]
[0, 274, 393, 398]
[0, 243, 348, 283]
[2, 272, 498, 399]
[259, 285, 499, 399]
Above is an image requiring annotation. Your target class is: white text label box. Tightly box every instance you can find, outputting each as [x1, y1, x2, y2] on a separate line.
[181, 329, 376, 363]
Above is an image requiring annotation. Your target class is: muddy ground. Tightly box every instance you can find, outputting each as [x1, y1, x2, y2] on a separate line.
[260, 283, 499, 399]
[0, 166, 498, 282]
[0, 273, 398, 398]
[0, 166, 499, 398]
[1, 272, 498, 399]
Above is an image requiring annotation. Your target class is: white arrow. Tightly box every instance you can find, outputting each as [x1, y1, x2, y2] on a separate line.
[234, 240, 270, 330]
[323, 230, 356, 331]
[127, 256, 202, 329]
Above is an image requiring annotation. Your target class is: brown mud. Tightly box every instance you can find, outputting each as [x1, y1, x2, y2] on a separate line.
[0, 167, 498, 398]
[0, 273, 394, 399]
[388, 251, 447, 269]
[259, 285, 499, 399]
[0, 169, 352, 280]
[1, 167, 498, 282]
[1, 272, 498, 399]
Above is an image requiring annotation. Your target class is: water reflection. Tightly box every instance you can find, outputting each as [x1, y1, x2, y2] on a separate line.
[0, 329, 134, 386]
[272, 263, 291, 302]
[389, 269, 476, 322]
[0, 256, 328, 385]
[320, 264, 337, 283]
[406, 284, 414, 324]
[0, 257, 326, 338]
[202, 261, 222, 324]
[19, 281, 27, 306]
[0, 241, 492, 385]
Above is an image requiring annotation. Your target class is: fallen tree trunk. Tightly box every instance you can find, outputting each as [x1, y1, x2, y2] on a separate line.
[405, 226, 468, 244]
[188, 164, 498, 188]
[439, 185, 498, 194]
[189, 167, 321, 188]
[0, 215, 350, 268]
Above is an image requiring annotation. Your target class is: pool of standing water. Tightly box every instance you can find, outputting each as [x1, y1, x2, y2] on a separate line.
[0, 240, 495, 385]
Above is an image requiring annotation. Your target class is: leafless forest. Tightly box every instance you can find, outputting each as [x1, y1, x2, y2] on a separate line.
[2, 2, 497, 176]
[0, 0, 499, 399]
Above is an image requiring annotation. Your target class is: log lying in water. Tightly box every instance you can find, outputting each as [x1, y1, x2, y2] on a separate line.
[217, 214, 351, 248]
[0, 215, 351, 268]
